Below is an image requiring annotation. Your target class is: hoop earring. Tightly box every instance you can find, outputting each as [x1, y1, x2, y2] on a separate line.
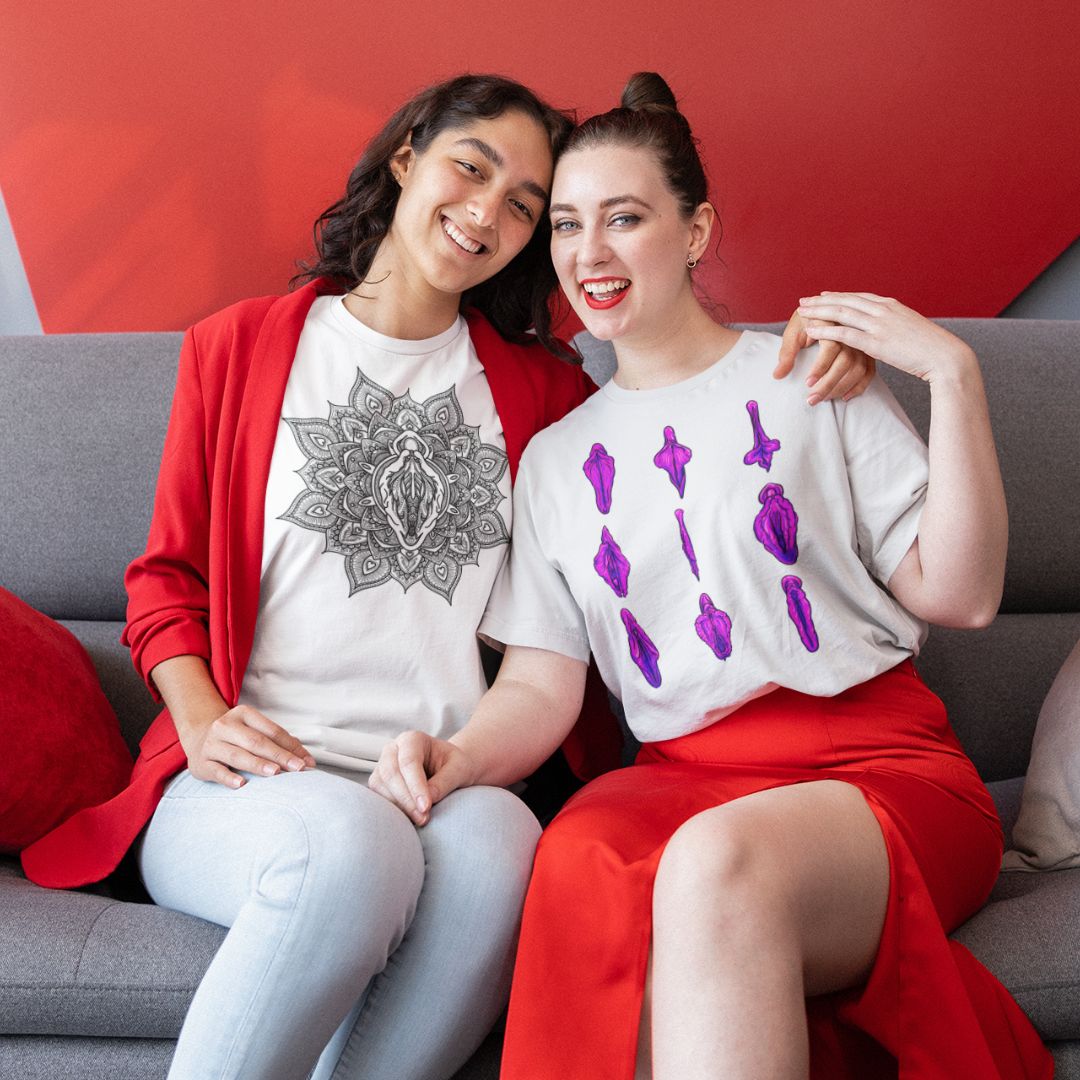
[686, 254, 698, 269]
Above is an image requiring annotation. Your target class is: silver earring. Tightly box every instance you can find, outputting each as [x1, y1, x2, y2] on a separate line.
[686, 254, 698, 269]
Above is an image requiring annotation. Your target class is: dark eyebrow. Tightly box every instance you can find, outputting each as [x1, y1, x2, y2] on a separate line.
[549, 195, 654, 214]
[454, 137, 504, 168]
[453, 137, 549, 204]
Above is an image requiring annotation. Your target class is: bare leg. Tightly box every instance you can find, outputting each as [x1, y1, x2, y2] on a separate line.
[648, 780, 890, 1080]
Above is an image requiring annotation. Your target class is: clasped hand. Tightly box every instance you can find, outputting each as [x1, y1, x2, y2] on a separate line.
[369, 732, 478, 826]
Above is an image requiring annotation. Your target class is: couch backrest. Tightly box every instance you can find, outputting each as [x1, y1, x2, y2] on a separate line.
[0, 332, 184, 620]
[0, 332, 184, 754]
[1, 322, 1078, 777]
[575, 320, 1080, 781]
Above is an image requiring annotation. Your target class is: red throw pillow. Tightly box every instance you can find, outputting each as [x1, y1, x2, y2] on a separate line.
[0, 586, 133, 854]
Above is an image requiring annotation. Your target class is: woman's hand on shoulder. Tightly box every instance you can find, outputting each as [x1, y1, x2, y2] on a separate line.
[796, 293, 976, 383]
[774, 306, 876, 404]
[369, 732, 480, 826]
[184, 705, 317, 789]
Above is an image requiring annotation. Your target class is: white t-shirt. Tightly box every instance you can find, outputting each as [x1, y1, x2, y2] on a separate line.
[479, 331, 928, 745]
[239, 296, 512, 770]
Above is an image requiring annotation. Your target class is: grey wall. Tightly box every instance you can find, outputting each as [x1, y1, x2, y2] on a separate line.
[1001, 236, 1080, 320]
[0, 187, 42, 334]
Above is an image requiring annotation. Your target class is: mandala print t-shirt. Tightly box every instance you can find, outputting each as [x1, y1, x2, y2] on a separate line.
[239, 296, 511, 770]
[480, 331, 929, 745]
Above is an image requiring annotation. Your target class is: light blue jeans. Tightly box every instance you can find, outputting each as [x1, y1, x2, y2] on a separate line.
[137, 767, 541, 1080]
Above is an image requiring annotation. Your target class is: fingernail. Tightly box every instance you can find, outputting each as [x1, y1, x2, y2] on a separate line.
[417, 795, 429, 813]
[842, 391, 854, 401]
[807, 394, 821, 406]
[305, 756, 317, 768]
[287, 758, 304, 772]
[805, 374, 819, 387]
[797, 306, 809, 315]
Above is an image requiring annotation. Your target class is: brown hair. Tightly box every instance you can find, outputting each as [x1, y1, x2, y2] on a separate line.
[296, 75, 574, 358]
[563, 72, 708, 220]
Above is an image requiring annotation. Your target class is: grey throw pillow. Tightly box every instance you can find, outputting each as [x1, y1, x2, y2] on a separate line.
[1003, 636, 1080, 871]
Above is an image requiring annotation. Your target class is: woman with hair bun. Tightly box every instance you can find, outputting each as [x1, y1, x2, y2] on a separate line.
[371, 73, 1052, 1078]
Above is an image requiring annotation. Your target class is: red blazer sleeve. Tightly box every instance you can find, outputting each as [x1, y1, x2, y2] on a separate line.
[121, 326, 214, 699]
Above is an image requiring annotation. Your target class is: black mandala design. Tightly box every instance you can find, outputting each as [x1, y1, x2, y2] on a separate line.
[280, 371, 509, 603]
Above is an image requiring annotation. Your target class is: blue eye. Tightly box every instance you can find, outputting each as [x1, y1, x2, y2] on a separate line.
[552, 220, 579, 233]
[610, 214, 639, 227]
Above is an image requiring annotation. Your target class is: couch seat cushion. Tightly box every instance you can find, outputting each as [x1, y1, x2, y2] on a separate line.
[952, 866, 1080, 1042]
[0, 860, 224, 1038]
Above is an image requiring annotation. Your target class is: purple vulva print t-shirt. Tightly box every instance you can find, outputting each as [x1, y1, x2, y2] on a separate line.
[479, 331, 929, 744]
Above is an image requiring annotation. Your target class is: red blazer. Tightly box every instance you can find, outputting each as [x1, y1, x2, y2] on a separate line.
[22, 281, 621, 889]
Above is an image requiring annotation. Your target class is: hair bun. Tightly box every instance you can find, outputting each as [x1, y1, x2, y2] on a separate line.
[620, 72, 679, 112]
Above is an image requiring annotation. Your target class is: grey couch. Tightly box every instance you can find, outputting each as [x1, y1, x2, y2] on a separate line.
[1, 318, 1078, 1078]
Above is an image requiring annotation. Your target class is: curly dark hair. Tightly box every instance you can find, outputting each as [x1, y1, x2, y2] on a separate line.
[296, 74, 575, 358]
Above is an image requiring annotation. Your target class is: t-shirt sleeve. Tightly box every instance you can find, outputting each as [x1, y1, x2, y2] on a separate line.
[836, 375, 929, 585]
[478, 448, 591, 663]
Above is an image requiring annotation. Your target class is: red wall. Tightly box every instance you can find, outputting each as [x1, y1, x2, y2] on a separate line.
[2, 1, 1078, 332]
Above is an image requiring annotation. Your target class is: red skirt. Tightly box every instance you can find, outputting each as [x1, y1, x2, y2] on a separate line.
[502, 661, 1052, 1079]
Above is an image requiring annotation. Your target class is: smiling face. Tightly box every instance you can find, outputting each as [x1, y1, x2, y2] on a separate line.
[549, 142, 711, 343]
[386, 110, 554, 300]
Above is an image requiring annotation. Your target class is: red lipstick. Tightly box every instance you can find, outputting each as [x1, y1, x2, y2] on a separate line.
[580, 277, 630, 310]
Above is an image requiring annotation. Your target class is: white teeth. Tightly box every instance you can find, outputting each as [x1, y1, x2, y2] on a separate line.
[582, 279, 630, 296]
[443, 218, 484, 254]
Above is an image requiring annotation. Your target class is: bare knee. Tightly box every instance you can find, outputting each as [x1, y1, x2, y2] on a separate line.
[654, 808, 794, 931]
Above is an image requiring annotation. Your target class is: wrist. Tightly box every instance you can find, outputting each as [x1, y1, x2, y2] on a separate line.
[925, 343, 979, 390]
[448, 732, 488, 786]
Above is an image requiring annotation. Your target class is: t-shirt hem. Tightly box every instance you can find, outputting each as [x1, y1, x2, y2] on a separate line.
[871, 501, 925, 586]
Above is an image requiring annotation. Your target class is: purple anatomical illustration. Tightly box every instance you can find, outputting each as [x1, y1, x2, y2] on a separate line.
[620, 608, 662, 688]
[743, 400, 781, 471]
[582, 443, 616, 514]
[754, 483, 799, 565]
[674, 509, 700, 580]
[653, 426, 692, 497]
[594, 527, 631, 597]
[695, 593, 733, 660]
[781, 575, 819, 652]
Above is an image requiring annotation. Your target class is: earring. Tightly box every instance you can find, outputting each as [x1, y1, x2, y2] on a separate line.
[686, 254, 698, 269]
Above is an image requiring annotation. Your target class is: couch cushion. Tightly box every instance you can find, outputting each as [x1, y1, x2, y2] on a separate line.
[61, 620, 161, 758]
[0, 332, 183, 622]
[914, 614, 1080, 782]
[0, 1035, 174, 1080]
[0, 860, 224, 1038]
[0, 589, 133, 855]
[952, 866, 1080, 1042]
[1004, 636, 1080, 871]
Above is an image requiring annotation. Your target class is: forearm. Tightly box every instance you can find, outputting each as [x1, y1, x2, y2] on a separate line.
[149, 655, 229, 748]
[896, 349, 1008, 626]
[450, 649, 586, 788]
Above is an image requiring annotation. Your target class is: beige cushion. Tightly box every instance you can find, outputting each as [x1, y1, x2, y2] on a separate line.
[1004, 637, 1080, 871]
